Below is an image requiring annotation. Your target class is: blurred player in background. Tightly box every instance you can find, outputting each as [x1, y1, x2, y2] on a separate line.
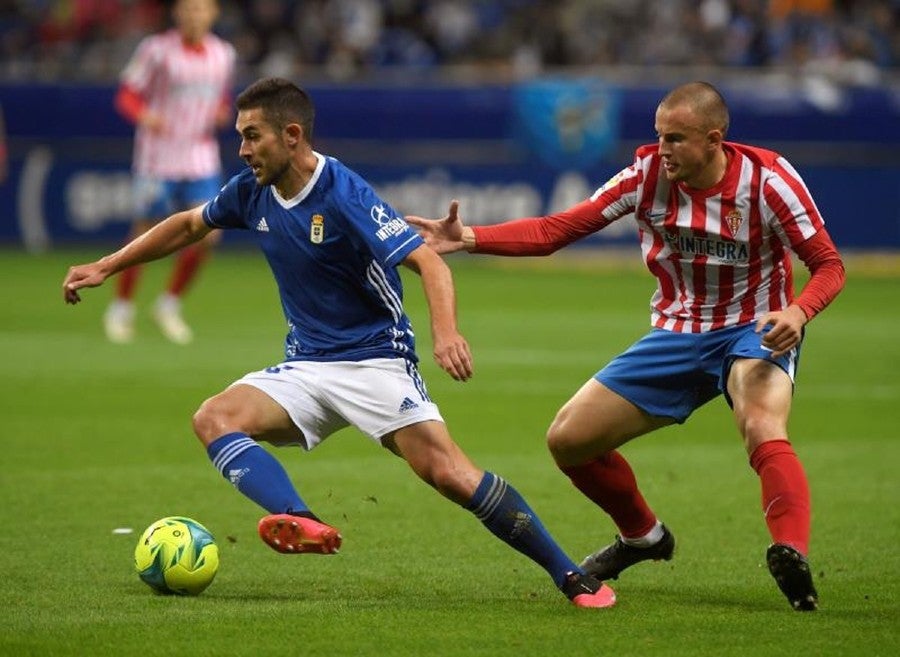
[407, 81, 845, 611]
[63, 77, 616, 608]
[104, 0, 235, 344]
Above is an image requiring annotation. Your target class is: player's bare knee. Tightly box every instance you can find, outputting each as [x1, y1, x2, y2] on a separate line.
[734, 402, 787, 440]
[192, 396, 245, 446]
[191, 400, 218, 445]
[735, 408, 786, 447]
[546, 415, 577, 462]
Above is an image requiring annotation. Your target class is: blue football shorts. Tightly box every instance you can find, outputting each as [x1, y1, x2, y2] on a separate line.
[133, 174, 222, 219]
[595, 323, 801, 423]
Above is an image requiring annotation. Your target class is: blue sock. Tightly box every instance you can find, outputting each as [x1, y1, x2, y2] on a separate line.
[466, 471, 578, 588]
[206, 432, 309, 515]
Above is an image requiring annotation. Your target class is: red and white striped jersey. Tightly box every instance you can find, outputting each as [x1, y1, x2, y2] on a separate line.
[473, 142, 839, 333]
[121, 28, 235, 179]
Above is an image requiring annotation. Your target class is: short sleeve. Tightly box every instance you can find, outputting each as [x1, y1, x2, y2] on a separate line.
[341, 175, 423, 266]
[203, 172, 252, 230]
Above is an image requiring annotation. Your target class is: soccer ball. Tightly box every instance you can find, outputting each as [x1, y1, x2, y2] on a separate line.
[134, 516, 219, 595]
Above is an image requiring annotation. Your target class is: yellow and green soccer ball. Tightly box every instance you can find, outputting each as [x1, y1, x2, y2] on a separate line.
[134, 516, 219, 595]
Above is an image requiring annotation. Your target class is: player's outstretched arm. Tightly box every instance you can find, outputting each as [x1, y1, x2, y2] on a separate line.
[63, 206, 212, 304]
[405, 200, 475, 255]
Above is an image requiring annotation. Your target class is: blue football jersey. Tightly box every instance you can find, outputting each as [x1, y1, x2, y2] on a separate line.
[203, 153, 424, 363]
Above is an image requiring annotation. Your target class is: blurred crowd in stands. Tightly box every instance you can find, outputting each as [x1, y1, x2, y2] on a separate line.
[0, 0, 897, 84]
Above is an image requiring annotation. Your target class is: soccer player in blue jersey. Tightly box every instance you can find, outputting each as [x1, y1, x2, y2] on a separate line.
[62, 77, 614, 608]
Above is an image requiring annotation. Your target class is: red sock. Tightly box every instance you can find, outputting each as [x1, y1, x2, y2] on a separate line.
[115, 264, 142, 300]
[167, 244, 208, 296]
[749, 439, 811, 555]
[560, 451, 657, 538]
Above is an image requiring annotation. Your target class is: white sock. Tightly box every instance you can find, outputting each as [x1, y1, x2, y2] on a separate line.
[155, 293, 181, 312]
[621, 521, 664, 548]
[106, 299, 134, 319]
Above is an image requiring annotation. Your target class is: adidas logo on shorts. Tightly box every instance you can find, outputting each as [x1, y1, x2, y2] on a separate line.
[398, 397, 419, 413]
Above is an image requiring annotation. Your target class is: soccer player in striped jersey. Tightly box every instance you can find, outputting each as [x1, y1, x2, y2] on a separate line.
[407, 81, 845, 611]
[62, 77, 616, 608]
[104, 0, 235, 345]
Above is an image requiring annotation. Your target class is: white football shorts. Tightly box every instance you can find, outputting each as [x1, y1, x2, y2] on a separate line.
[231, 357, 443, 450]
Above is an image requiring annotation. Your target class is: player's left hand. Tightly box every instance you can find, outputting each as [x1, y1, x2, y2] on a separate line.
[432, 331, 473, 382]
[755, 305, 808, 358]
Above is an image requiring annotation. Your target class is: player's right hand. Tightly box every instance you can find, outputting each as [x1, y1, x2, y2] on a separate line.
[405, 200, 467, 254]
[63, 263, 107, 304]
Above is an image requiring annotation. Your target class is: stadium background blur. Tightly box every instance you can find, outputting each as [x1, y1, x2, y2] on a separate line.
[0, 0, 898, 252]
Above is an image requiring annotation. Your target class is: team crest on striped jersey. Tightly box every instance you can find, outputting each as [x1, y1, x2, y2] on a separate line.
[725, 209, 744, 237]
[310, 214, 324, 243]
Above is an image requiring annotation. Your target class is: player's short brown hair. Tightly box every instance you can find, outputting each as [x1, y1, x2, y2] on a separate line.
[236, 78, 315, 142]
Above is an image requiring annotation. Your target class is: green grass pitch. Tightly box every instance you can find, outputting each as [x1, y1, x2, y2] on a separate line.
[1, 247, 897, 656]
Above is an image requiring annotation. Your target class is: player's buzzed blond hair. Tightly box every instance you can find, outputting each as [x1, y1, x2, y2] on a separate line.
[659, 81, 730, 137]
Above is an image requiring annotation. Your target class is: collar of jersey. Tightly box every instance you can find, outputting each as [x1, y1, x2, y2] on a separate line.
[271, 152, 326, 209]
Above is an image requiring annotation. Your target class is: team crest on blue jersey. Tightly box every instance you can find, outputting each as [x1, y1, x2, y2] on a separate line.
[310, 214, 324, 243]
[725, 210, 744, 237]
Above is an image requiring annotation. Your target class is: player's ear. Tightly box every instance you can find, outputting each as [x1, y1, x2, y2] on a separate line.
[707, 128, 724, 149]
[283, 123, 303, 147]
